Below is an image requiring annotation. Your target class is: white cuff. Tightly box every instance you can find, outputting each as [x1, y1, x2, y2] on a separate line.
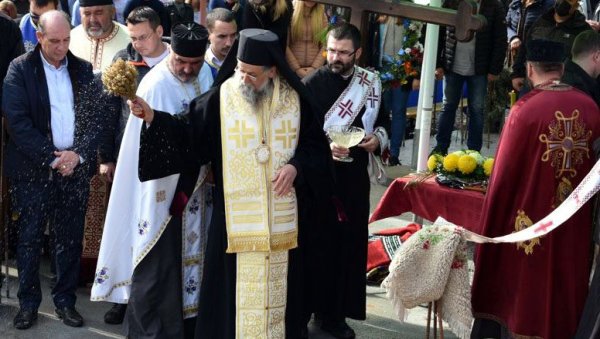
[373, 126, 389, 154]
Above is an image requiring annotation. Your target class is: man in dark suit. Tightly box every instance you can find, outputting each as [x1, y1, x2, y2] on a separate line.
[2, 10, 102, 330]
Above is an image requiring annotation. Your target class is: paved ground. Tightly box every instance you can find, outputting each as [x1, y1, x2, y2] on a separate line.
[0, 130, 500, 338]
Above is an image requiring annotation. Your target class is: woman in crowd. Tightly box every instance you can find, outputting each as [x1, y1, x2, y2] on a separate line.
[286, 0, 327, 78]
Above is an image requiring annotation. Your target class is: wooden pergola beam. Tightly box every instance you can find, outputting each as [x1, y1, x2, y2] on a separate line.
[313, 0, 486, 42]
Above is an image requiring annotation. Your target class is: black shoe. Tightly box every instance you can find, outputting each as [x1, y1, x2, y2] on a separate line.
[104, 303, 127, 324]
[55, 306, 83, 327]
[13, 309, 38, 330]
[388, 157, 401, 166]
[430, 146, 447, 157]
[321, 320, 356, 339]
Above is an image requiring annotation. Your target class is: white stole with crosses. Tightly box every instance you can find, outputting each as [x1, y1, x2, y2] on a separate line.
[323, 66, 382, 134]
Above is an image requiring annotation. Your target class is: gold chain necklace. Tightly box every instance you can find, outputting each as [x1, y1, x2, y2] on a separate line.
[255, 98, 271, 164]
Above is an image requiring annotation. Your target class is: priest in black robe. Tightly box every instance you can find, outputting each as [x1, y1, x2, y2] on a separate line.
[130, 28, 332, 339]
[303, 23, 388, 339]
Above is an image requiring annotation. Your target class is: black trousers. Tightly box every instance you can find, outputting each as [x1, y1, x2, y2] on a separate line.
[125, 216, 187, 339]
[12, 174, 90, 311]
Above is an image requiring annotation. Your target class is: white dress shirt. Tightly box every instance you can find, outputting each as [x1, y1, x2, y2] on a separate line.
[41, 51, 75, 151]
[205, 45, 224, 68]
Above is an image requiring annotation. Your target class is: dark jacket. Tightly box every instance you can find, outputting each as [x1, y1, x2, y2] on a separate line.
[437, 0, 508, 76]
[512, 9, 591, 79]
[1, 46, 101, 180]
[506, 0, 554, 42]
[562, 59, 600, 108]
[0, 13, 25, 107]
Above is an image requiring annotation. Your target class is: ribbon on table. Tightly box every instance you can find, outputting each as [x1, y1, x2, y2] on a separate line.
[453, 159, 600, 244]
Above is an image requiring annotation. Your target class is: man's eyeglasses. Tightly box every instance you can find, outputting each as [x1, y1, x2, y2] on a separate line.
[326, 48, 357, 57]
[131, 32, 154, 43]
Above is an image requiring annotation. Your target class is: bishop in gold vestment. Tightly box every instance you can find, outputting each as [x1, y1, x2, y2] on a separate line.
[130, 29, 333, 338]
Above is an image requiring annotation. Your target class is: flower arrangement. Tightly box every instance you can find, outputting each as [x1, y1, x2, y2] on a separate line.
[427, 150, 494, 182]
[379, 19, 424, 89]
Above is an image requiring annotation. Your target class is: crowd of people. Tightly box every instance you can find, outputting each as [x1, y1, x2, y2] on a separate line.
[2, 0, 600, 338]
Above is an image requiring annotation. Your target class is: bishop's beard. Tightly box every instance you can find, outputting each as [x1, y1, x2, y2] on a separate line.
[238, 77, 274, 106]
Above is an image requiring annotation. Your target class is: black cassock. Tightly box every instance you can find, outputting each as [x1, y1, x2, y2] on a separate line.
[303, 66, 387, 321]
[137, 84, 333, 338]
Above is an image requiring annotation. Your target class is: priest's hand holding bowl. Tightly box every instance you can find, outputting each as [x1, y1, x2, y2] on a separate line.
[330, 142, 350, 161]
[128, 96, 154, 123]
[357, 134, 379, 153]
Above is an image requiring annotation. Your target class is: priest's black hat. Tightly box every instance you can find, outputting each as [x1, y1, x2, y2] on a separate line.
[171, 22, 208, 58]
[216, 29, 299, 94]
[79, 0, 113, 7]
[526, 39, 566, 63]
[237, 29, 277, 66]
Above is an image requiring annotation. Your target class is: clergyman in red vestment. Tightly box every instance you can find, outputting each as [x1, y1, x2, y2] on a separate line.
[470, 39, 600, 339]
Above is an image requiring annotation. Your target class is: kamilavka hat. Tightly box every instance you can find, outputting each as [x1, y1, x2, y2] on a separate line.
[236, 28, 277, 66]
[171, 22, 208, 58]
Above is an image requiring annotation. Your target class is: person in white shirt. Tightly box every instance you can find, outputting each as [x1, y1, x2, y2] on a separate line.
[2, 10, 103, 330]
[204, 7, 236, 79]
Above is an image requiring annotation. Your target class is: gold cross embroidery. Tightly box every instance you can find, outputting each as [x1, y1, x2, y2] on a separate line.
[274, 121, 297, 149]
[228, 120, 255, 148]
[539, 110, 591, 178]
